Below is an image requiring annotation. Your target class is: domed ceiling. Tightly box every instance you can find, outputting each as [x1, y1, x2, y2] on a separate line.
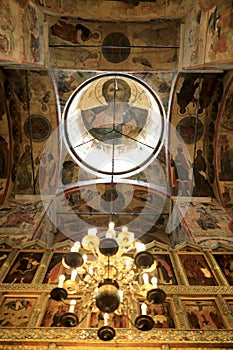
[0, 0, 233, 249]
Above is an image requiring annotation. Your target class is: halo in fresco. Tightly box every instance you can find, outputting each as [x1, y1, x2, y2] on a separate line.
[176, 116, 203, 144]
[24, 115, 51, 142]
[102, 33, 131, 63]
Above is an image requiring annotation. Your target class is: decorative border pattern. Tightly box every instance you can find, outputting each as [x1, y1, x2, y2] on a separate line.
[0, 328, 233, 344]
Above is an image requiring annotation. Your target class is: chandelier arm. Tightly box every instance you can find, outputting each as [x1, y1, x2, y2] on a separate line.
[87, 247, 99, 259]
[60, 298, 68, 305]
[77, 271, 95, 283]
[128, 283, 145, 305]
[125, 314, 139, 329]
[76, 313, 88, 325]
[82, 270, 100, 284]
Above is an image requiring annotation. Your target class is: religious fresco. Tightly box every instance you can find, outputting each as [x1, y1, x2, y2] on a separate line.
[169, 205, 193, 246]
[34, 0, 194, 20]
[0, 0, 18, 58]
[179, 253, 217, 285]
[217, 77, 233, 218]
[169, 74, 204, 197]
[0, 80, 10, 204]
[51, 70, 95, 112]
[23, 2, 44, 64]
[51, 69, 173, 120]
[169, 73, 225, 198]
[0, 69, 59, 196]
[3, 251, 43, 283]
[199, 0, 223, 10]
[180, 200, 233, 246]
[48, 18, 179, 71]
[0, 0, 44, 64]
[176, 117, 204, 144]
[43, 253, 66, 284]
[24, 115, 51, 142]
[183, 299, 226, 329]
[182, 3, 208, 67]
[50, 182, 170, 244]
[89, 310, 127, 328]
[14, 0, 29, 8]
[0, 199, 44, 240]
[0, 240, 232, 344]
[213, 253, 233, 285]
[205, 0, 233, 64]
[153, 254, 177, 285]
[183, 0, 233, 68]
[146, 301, 175, 328]
[41, 299, 80, 327]
[0, 295, 37, 327]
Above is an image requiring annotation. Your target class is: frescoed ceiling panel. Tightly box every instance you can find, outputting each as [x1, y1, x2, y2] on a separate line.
[32, 0, 194, 20]
[47, 18, 180, 71]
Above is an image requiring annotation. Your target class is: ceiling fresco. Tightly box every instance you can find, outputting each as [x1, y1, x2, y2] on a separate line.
[1, 2, 233, 349]
[0, 0, 233, 249]
[31, 0, 194, 20]
[0, 68, 232, 248]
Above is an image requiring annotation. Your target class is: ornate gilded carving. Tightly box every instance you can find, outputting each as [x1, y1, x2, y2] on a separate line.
[172, 295, 187, 328]
[0, 239, 233, 347]
[0, 328, 233, 345]
[216, 295, 233, 328]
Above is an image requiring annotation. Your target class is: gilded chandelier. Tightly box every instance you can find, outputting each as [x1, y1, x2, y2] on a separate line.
[50, 222, 166, 341]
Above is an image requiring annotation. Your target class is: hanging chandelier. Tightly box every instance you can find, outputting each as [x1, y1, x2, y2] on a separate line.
[51, 73, 167, 340]
[50, 222, 166, 341]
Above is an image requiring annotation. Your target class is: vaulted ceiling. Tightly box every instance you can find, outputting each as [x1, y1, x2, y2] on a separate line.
[0, 0, 233, 249]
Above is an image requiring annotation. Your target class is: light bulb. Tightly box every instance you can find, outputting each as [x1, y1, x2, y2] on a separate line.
[71, 269, 78, 281]
[142, 273, 149, 285]
[151, 276, 158, 288]
[122, 226, 128, 232]
[71, 241, 81, 252]
[109, 222, 115, 229]
[106, 221, 116, 238]
[58, 274, 65, 288]
[141, 303, 147, 315]
[69, 300, 76, 313]
[88, 228, 97, 236]
[82, 254, 87, 263]
[104, 313, 109, 326]
[135, 242, 146, 252]
[119, 290, 124, 302]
